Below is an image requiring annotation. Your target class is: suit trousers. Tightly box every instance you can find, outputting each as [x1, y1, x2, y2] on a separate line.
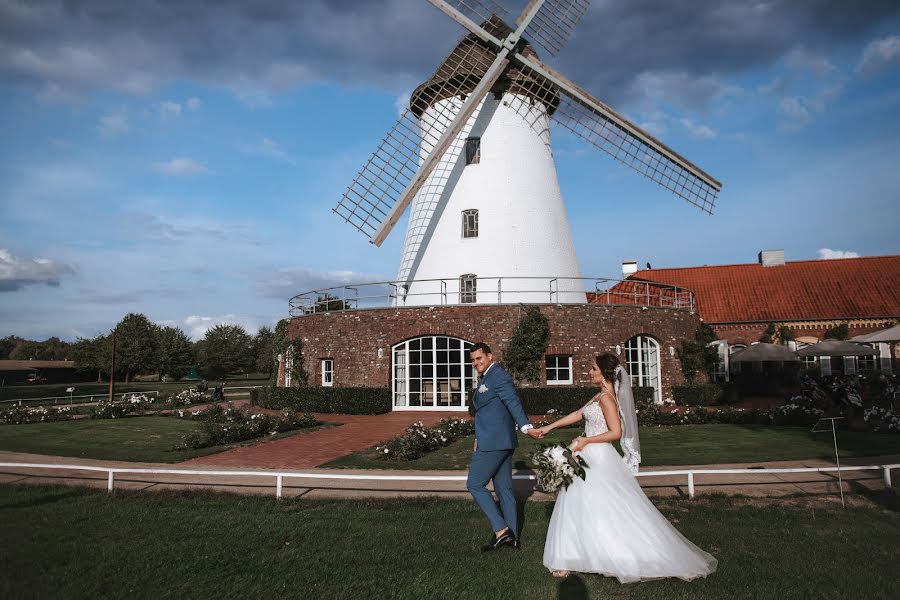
[467, 448, 517, 536]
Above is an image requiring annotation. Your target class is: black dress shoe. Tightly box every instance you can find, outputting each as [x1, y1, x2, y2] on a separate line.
[481, 530, 517, 552]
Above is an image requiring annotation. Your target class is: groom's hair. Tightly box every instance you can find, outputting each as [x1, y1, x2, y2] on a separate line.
[470, 342, 492, 355]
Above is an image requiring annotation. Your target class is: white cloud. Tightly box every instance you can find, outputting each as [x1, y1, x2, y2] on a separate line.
[153, 158, 208, 176]
[817, 248, 860, 260]
[235, 89, 273, 109]
[237, 137, 297, 165]
[98, 110, 128, 136]
[186, 97, 201, 111]
[256, 266, 387, 301]
[183, 314, 261, 340]
[857, 35, 900, 75]
[394, 90, 411, 117]
[785, 47, 835, 76]
[0, 248, 75, 292]
[679, 118, 717, 139]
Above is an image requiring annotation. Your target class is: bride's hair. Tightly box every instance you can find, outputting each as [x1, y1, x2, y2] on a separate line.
[595, 353, 619, 384]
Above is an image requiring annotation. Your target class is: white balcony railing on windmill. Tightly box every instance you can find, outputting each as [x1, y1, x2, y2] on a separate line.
[288, 276, 694, 317]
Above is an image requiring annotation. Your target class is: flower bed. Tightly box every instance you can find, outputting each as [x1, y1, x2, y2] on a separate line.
[174, 403, 319, 449]
[863, 406, 899, 433]
[0, 405, 72, 425]
[375, 417, 475, 461]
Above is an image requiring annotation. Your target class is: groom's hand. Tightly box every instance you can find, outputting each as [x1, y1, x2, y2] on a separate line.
[526, 428, 543, 439]
[473, 439, 477, 452]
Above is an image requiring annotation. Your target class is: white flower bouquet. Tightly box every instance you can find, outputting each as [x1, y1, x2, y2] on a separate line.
[531, 443, 589, 493]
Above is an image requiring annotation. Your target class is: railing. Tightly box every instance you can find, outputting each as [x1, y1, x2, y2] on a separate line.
[289, 276, 694, 316]
[0, 390, 161, 407]
[1, 462, 893, 499]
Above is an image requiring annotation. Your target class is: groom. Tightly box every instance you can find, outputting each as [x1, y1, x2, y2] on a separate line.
[467, 342, 541, 552]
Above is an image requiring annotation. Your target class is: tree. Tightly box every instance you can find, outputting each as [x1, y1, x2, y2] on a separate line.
[72, 334, 110, 382]
[157, 326, 194, 380]
[0, 336, 20, 360]
[679, 322, 720, 382]
[776, 325, 796, 344]
[824, 323, 849, 341]
[200, 324, 253, 379]
[9, 340, 43, 361]
[272, 319, 308, 385]
[759, 323, 777, 344]
[304, 294, 352, 314]
[503, 307, 550, 383]
[114, 313, 159, 382]
[253, 326, 275, 377]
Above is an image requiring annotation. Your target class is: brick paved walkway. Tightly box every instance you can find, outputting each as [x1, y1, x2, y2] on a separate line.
[180, 411, 463, 469]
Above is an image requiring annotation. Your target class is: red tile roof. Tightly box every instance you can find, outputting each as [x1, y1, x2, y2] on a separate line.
[615, 255, 900, 323]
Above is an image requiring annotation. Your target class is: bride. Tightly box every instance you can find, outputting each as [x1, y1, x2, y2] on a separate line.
[535, 353, 717, 583]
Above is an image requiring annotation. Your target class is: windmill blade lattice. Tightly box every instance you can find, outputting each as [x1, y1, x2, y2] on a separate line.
[509, 59, 720, 214]
[437, 0, 508, 24]
[333, 34, 499, 240]
[519, 0, 590, 57]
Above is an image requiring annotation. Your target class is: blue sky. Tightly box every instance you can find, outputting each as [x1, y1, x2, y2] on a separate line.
[1, 0, 899, 341]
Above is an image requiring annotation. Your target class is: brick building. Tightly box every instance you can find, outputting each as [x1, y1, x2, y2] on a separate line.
[614, 252, 900, 377]
[285, 297, 702, 410]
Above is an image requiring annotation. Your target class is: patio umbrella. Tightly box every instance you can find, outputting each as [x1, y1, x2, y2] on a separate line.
[730, 343, 799, 362]
[795, 339, 878, 357]
[850, 325, 900, 343]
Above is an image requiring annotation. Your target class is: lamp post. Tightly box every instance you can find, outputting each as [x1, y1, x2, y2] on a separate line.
[108, 329, 117, 403]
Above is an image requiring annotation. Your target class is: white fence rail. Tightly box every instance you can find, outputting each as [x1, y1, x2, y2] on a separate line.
[1, 462, 895, 499]
[0, 391, 161, 406]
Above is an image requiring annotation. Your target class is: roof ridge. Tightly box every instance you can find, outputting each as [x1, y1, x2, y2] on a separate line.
[633, 254, 899, 272]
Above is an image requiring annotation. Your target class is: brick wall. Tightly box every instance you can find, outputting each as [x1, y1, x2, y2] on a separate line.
[710, 318, 896, 345]
[287, 304, 702, 403]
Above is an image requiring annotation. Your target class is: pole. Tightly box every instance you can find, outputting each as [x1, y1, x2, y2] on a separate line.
[108, 329, 116, 403]
[832, 419, 845, 508]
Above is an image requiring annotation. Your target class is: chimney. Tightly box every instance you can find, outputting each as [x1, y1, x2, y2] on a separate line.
[622, 260, 638, 277]
[758, 249, 785, 267]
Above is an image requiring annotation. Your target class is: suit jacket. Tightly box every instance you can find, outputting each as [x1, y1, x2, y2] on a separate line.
[472, 363, 530, 451]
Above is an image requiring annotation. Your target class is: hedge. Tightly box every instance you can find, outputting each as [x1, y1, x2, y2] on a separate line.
[250, 386, 391, 415]
[672, 383, 740, 406]
[518, 386, 657, 415]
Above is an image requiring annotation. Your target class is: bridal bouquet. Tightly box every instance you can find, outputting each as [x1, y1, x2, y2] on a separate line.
[531, 443, 589, 493]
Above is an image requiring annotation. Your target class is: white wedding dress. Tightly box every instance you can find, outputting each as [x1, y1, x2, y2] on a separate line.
[543, 400, 718, 583]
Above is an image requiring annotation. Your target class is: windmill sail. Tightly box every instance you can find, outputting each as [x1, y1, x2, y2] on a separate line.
[510, 56, 721, 213]
[333, 33, 500, 240]
[518, 0, 590, 57]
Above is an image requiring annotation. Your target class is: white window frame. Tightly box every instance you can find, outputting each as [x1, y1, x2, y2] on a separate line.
[461, 209, 478, 239]
[545, 355, 573, 385]
[391, 336, 474, 411]
[624, 335, 662, 404]
[321, 358, 334, 387]
[460, 273, 477, 304]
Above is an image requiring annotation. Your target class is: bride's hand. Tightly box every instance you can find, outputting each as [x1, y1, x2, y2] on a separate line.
[570, 437, 588, 452]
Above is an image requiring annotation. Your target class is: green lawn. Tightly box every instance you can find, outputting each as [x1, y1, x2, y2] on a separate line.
[0, 484, 897, 599]
[324, 425, 900, 470]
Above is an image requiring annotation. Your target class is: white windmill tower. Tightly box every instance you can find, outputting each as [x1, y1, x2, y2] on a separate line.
[333, 0, 721, 307]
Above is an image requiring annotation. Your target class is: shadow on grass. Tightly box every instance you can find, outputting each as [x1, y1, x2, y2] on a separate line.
[558, 574, 589, 600]
[0, 487, 86, 511]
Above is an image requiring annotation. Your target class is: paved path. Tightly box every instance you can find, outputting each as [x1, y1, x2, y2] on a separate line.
[180, 411, 462, 469]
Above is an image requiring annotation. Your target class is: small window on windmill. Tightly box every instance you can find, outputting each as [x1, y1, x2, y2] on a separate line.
[461, 209, 478, 238]
[464, 137, 480, 165]
[460, 274, 477, 304]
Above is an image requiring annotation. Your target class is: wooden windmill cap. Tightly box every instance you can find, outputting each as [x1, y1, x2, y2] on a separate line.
[409, 15, 560, 118]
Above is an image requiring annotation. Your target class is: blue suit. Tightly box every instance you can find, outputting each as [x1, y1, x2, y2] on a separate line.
[467, 363, 531, 537]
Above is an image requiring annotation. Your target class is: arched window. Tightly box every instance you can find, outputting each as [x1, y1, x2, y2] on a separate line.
[392, 336, 475, 410]
[624, 335, 661, 404]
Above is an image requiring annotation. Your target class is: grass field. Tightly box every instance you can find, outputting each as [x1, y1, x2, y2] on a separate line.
[0, 417, 332, 463]
[324, 425, 900, 470]
[0, 484, 897, 599]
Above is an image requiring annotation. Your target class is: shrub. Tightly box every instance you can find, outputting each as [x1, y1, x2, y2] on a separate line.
[376, 417, 475, 461]
[251, 386, 391, 414]
[0, 405, 71, 425]
[91, 401, 130, 419]
[673, 384, 724, 406]
[176, 404, 319, 449]
[863, 406, 899, 433]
